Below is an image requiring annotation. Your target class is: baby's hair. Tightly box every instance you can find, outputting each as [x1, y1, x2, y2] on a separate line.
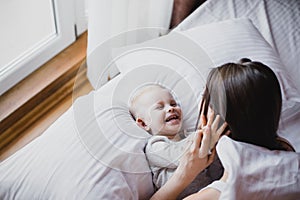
[128, 84, 166, 120]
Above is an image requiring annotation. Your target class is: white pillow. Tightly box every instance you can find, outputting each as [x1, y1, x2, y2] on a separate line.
[217, 136, 300, 199]
[113, 18, 300, 150]
[115, 18, 300, 111]
[175, 0, 300, 92]
[67, 64, 205, 198]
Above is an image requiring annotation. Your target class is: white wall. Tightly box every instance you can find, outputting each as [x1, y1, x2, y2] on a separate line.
[86, 0, 174, 88]
[75, 0, 88, 36]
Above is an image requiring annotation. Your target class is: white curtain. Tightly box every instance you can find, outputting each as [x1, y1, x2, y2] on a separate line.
[87, 0, 174, 89]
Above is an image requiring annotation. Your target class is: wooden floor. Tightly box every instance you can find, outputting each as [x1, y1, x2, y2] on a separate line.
[0, 32, 93, 161]
[0, 82, 92, 161]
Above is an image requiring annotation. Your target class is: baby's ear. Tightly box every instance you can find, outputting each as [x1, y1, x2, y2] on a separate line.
[136, 118, 150, 131]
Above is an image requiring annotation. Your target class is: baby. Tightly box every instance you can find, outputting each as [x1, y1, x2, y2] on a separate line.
[129, 84, 184, 140]
[129, 84, 224, 198]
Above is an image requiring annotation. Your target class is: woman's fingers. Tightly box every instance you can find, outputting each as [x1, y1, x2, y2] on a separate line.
[197, 114, 206, 130]
[210, 119, 228, 148]
[225, 130, 231, 136]
[204, 109, 230, 149]
[207, 147, 216, 164]
[219, 121, 228, 133]
[177, 130, 215, 185]
[190, 130, 202, 152]
[199, 126, 211, 158]
[197, 101, 207, 129]
[207, 107, 215, 126]
[211, 114, 221, 131]
[200, 114, 206, 129]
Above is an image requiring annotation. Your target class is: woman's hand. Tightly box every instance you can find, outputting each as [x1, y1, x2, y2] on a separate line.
[150, 127, 215, 200]
[176, 128, 216, 186]
[207, 108, 229, 149]
[198, 106, 230, 150]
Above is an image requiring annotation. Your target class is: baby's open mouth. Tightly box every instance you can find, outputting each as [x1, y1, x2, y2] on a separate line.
[165, 114, 180, 122]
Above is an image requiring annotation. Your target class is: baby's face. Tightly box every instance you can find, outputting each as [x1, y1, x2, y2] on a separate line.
[136, 87, 182, 138]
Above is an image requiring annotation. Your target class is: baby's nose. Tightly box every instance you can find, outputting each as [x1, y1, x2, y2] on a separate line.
[168, 107, 175, 112]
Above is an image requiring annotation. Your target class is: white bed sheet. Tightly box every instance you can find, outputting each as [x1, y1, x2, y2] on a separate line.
[0, 89, 153, 199]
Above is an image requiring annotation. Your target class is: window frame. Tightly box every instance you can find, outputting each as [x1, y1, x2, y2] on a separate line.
[0, 0, 76, 95]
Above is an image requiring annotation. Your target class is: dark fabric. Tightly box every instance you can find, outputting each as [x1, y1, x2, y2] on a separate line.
[170, 0, 205, 29]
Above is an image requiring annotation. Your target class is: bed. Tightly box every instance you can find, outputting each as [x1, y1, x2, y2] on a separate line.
[1, 0, 300, 199]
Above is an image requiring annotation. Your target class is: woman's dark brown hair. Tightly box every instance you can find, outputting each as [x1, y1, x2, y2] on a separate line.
[200, 58, 285, 150]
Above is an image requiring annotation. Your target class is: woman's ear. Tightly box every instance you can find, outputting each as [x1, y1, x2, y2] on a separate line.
[136, 118, 150, 131]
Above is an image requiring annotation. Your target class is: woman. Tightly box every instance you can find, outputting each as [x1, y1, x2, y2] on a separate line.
[150, 58, 295, 200]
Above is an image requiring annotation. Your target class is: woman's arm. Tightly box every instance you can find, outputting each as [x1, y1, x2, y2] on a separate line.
[183, 188, 220, 200]
[150, 129, 215, 200]
[183, 171, 228, 200]
[150, 109, 229, 199]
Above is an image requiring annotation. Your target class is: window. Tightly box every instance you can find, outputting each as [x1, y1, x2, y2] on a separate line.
[0, 0, 87, 95]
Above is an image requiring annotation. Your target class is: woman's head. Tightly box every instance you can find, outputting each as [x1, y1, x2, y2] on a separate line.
[200, 58, 283, 150]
